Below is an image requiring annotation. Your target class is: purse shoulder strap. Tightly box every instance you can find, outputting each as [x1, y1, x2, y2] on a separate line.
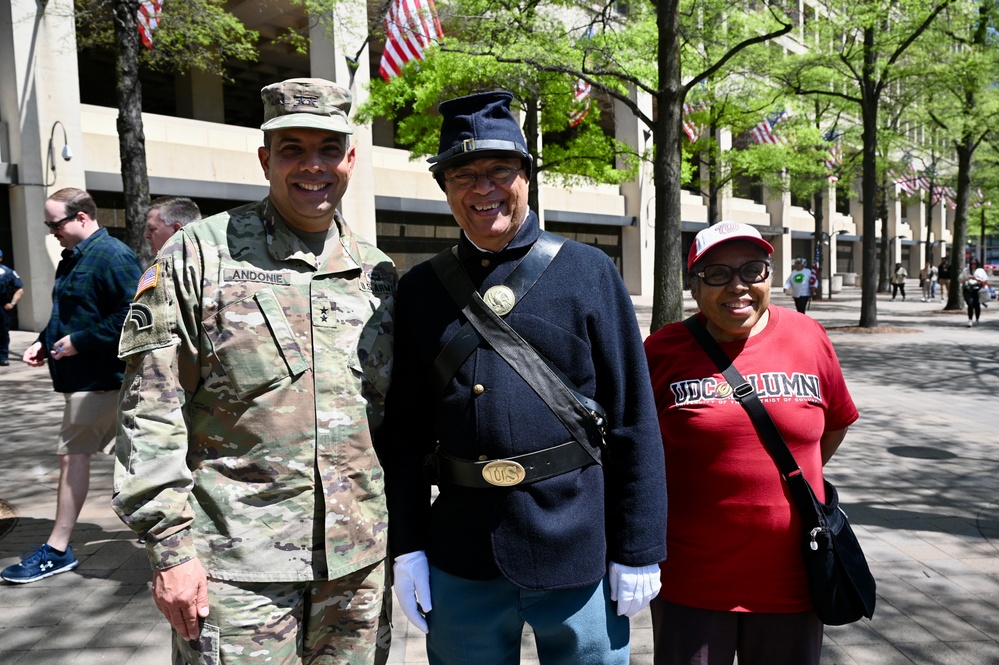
[682, 315, 824, 525]
[430, 239, 605, 465]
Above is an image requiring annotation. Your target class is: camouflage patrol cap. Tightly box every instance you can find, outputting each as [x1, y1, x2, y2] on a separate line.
[260, 78, 353, 135]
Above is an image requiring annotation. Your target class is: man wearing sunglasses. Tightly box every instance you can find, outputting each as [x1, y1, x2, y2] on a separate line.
[379, 90, 667, 664]
[1, 187, 141, 584]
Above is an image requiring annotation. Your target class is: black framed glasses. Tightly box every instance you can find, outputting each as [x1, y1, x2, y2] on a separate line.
[43, 213, 77, 231]
[445, 165, 522, 190]
[695, 260, 771, 286]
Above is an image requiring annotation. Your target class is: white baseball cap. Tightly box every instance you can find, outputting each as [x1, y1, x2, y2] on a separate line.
[687, 221, 774, 271]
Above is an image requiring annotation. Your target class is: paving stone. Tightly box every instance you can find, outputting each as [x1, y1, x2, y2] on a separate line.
[2, 292, 999, 663]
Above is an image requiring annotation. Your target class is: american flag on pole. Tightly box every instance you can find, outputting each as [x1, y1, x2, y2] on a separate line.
[750, 108, 789, 145]
[137, 0, 162, 51]
[569, 79, 591, 128]
[888, 169, 916, 195]
[379, 0, 444, 82]
[682, 101, 707, 142]
[932, 185, 956, 210]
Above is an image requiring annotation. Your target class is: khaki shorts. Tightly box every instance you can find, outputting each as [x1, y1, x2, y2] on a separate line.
[57, 390, 118, 455]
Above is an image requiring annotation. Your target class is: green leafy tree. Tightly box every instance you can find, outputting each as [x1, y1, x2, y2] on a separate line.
[682, 79, 788, 226]
[918, 0, 999, 308]
[778, 0, 954, 327]
[358, 52, 640, 215]
[356, 0, 792, 330]
[872, 78, 924, 293]
[74, 0, 257, 261]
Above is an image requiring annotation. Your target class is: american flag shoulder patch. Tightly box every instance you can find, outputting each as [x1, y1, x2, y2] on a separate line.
[135, 264, 159, 299]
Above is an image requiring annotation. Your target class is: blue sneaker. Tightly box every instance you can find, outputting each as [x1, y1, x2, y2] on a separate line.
[1, 544, 78, 583]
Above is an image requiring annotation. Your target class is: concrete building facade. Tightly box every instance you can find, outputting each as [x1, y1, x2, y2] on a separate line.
[0, 0, 955, 332]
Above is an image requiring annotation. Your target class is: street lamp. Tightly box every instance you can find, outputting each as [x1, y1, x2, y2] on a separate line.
[44, 120, 73, 187]
[889, 235, 907, 270]
[813, 230, 848, 300]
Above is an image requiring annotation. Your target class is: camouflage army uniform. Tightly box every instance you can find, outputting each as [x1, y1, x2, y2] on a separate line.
[112, 199, 395, 663]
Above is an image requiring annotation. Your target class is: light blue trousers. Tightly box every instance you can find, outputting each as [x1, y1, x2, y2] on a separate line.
[425, 565, 630, 665]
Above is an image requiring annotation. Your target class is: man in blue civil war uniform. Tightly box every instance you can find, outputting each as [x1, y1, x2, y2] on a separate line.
[377, 90, 668, 665]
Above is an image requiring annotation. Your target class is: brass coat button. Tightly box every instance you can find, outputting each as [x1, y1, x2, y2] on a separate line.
[473, 384, 485, 395]
[481, 259, 491, 267]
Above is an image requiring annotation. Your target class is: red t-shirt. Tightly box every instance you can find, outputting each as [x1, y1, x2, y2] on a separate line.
[644, 305, 859, 613]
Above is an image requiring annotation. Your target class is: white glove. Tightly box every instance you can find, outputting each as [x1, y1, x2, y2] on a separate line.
[393, 551, 432, 633]
[608, 561, 662, 618]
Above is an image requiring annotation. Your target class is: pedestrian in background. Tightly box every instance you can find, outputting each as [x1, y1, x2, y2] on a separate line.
[144, 196, 201, 255]
[938, 259, 951, 303]
[783, 257, 814, 314]
[380, 90, 667, 665]
[112, 78, 396, 664]
[1, 187, 141, 584]
[0, 247, 24, 366]
[890, 262, 908, 301]
[960, 258, 989, 327]
[645, 222, 859, 665]
[919, 262, 936, 302]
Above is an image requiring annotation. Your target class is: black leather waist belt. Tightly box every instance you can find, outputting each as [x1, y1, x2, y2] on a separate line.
[431, 441, 600, 488]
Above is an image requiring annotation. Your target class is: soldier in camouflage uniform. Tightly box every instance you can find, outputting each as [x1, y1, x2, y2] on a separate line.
[112, 78, 396, 665]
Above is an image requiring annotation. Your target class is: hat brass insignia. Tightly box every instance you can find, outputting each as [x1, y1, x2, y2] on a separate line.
[483, 285, 515, 316]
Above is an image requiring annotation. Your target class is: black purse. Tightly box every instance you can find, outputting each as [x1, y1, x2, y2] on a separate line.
[683, 316, 876, 625]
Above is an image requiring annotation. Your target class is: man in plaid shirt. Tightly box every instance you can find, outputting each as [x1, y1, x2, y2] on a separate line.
[1, 187, 141, 584]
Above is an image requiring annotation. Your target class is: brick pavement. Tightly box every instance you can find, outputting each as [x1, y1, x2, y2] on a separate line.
[1, 282, 998, 664]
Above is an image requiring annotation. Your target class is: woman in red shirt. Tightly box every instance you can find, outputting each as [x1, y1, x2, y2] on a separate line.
[644, 222, 859, 665]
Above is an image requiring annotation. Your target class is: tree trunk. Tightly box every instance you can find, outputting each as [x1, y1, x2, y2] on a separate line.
[948, 136, 974, 309]
[524, 95, 541, 216]
[877, 188, 890, 292]
[113, 0, 151, 265]
[706, 126, 719, 225]
[858, 27, 879, 328]
[650, 0, 684, 331]
[813, 188, 824, 299]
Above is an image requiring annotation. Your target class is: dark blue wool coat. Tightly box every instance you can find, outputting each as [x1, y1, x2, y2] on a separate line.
[377, 213, 667, 591]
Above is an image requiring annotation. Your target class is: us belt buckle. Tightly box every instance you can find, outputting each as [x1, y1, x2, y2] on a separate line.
[482, 459, 526, 486]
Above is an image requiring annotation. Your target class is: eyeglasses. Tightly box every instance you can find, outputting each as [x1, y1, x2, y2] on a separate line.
[695, 260, 771, 286]
[445, 165, 522, 190]
[43, 213, 77, 231]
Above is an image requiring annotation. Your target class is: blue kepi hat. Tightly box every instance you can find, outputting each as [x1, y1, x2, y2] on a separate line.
[428, 91, 532, 188]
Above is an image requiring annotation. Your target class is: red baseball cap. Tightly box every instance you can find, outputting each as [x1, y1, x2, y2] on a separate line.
[687, 222, 774, 271]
